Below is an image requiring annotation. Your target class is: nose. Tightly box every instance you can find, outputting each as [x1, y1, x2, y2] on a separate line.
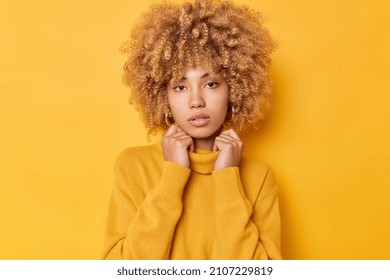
[189, 87, 205, 109]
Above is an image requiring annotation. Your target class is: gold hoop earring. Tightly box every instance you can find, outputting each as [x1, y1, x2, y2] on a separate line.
[165, 112, 173, 126]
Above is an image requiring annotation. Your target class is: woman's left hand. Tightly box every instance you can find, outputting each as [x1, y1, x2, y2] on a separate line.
[213, 129, 243, 171]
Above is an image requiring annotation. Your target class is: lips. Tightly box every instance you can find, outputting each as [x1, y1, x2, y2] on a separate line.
[188, 113, 210, 121]
[188, 113, 210, 127]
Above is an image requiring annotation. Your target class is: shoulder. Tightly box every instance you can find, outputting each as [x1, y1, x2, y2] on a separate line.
[113, 142, 165, 194]
[115, 142, 163, 170]
[239, 156, 278, 202]
[240, 156, 272, 176]
[116, 142, 162, 162]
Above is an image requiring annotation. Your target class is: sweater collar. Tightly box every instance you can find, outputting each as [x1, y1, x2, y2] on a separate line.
[189, 149, 219, 174]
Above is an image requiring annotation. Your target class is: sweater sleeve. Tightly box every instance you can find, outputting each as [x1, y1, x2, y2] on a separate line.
[102, 159, 191, 260]
[211, 167, 282, 260]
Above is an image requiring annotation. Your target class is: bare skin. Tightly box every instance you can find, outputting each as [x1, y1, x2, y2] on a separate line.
[212, 128, 243, 171]
[161, 65, 243, 171]
[161, 125, 243, 171]
[161, 125, 194, 169]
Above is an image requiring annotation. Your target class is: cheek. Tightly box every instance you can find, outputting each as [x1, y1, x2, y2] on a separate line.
[167, 93, 179, 111]
[167, 95, 185, 120]
[216, 95, 229, 116]
[167, 91, 173, 106]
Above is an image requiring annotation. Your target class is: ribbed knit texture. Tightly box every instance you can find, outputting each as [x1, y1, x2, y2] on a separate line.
[188, 149, 219, 174]
[102, 142, 282, 259]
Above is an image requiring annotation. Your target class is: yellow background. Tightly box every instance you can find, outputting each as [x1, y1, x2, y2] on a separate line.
[1, 0, 389, 259]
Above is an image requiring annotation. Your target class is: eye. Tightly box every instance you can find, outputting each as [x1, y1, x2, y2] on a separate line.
[173, 85, 186, 92]
[205, 82, 219, 89]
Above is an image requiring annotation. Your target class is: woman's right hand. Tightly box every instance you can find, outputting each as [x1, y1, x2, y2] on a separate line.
[161, 125, 194, 168]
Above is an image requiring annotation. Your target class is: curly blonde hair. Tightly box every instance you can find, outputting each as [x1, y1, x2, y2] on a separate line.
[120, 0, 276, 138]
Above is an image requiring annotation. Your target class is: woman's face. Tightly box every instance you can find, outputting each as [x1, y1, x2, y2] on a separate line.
[167, 65, 229, 140]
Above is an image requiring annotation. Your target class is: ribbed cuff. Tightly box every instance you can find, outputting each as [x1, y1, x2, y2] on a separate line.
[158, 161, 191, 199]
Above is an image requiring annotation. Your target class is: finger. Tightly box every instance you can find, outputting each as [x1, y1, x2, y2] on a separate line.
[164, 125, 178, 137]
[213, 136, 225, 152]
[180, 136, 194, 152]
[216, 134, 242, 145]
[219, 128, 240, 140]
[170, 131, 188, 138]
[213, 137, 230, 151]
[175, 135, 194, 149]
[174, 134, 193, 142]
[214, 137, 233, 146]
[214, 136, 241, 152]
[175, 126, 191, 137]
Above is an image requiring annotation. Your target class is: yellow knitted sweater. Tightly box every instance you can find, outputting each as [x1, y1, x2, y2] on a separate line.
[102, 142, 282, 259]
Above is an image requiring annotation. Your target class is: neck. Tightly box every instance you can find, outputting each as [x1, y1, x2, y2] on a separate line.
[193, 127, 222, 151]
[193, 137, 214, 151]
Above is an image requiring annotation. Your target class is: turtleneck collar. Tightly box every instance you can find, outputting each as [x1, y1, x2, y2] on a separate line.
[189, 149, 219, 174]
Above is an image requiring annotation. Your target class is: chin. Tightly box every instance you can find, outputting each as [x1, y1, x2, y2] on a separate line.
[184, 126, 221, 139]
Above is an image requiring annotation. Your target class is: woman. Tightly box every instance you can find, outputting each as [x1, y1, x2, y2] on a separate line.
[103, 0, 281, 260]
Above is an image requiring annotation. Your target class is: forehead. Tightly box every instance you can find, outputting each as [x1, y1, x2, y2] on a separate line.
[170, 65, 220, 82]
